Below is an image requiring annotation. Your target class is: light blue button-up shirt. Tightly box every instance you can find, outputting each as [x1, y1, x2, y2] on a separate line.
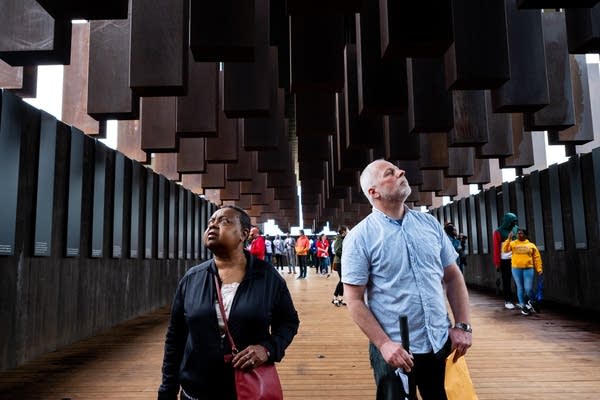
[342, 207, 458, 354]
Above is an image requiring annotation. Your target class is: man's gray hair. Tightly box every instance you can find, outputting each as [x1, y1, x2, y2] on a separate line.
[359, 159, 386, 205]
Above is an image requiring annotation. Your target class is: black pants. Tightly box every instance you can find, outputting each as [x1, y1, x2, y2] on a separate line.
[333, 265, 343, 297]
[274, 254, 284, 269]
[369, 340, 451, 400]
[500, 259, 514, 303]
[298, 255, 308, 278]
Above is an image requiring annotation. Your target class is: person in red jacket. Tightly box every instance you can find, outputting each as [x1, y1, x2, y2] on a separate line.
[493, 213, 518, 310]
[248, 226, 266, 261]
[316, 234, 331, 276]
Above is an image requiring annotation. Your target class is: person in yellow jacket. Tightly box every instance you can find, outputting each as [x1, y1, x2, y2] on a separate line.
[502, 228, 543, 316]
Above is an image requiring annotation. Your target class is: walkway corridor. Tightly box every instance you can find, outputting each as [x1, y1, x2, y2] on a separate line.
[1, 269, 600, 399]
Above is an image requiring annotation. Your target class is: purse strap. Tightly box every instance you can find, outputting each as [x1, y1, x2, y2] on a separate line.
[213, 273, 238, 353]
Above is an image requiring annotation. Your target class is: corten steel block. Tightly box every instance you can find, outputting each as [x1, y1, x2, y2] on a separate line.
[0, 0, 71, 66]
[437, 177, 459, 197]
[117, 120, 149, 164]
[0, 60, 22, 89]
[153, 153, 180, 181]
[130, 0, 187, 96]
[180, 174, 203, 194]
[415, 191, 434, 207]
[356, 3, 408, 115]
[226, 145, 255, 182]
[35, 0, 128, 19]
[140, 97, 177, 153]
[201, 163, 226, 189]
[395, 160, 423, 187]
[257, 124, 291, 173]
[88, 14, 139, 120]
[290, 15, 345, 93]
[445, 0, 510, 90]
[299, 161, 326, 181]
[464, 158, 491, 185]
[177, 138, 206, 174]
[251, 188, 275, 206]
[491, 3, 549, 113]
[176, 60, 218, 137]
[269, 0, 289, 88]
[379, 0, 453, 58]
[265, 171, 295, 188]
[554, 55, 594, 145]
[407, 58, 453, 133]
[205, 118, 240, 163]
[8, 66, 37, 98]
[478, 92, 513, 159]
[446, 147, 475, 177]
[448, 90, 488, 147]
[219, 181, 241, 201]
[223, 39, 272, 118]
[421, 170, 445, 192]
[274, 187, 295, 201]
[344, 45, 385, 150]
[295, 91, 336, 136]
[524, 12, 575, 131]
[420, 132, 449, 170]
[566, 5, 600, 54]
[62, 23, 99, 136]
[385, 114, 420, 161]
[499, 114, 535, 168]
[335, 91, 371, 172]
[241, 172, 267, 194]
[298, 135, 329, 162]
[234, 194, 252, 210]
[518, 0, 599, 8]
[243, 84, 284, 151]
[285, 0, 361, 15]
[190, 0, 254, 62]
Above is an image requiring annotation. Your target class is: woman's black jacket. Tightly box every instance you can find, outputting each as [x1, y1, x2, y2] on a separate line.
[157, 252, 300, 400]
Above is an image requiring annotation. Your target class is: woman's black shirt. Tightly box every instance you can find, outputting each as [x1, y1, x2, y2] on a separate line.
[158, 252, 299, 400]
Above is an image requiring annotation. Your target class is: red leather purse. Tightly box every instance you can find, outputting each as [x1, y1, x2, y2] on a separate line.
[214, 275, 283, 400]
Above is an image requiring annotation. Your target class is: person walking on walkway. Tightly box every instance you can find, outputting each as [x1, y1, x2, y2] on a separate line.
[157, 205, 299, 400]
[503, 228, 543, 316]
[295, 230, 310, 279]
[342, 159, 472, 400]
[273, 234, 285, 272]
[493, 213, 519, 310]
[332, 225, 348, 306]
[284, 233, 296, 274]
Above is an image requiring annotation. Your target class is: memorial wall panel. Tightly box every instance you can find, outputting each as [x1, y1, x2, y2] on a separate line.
[130, 161, 142, 258]
[528, 171, 546, 250]
[566, 156, 587, 249]
[144, 171, 156, 258]
[548, 164, 565, 250]
[112, 152, 125, 258]
[66, 127, 85, 257]
[91, 141, 107, 258]
[33, 112, 57, 257]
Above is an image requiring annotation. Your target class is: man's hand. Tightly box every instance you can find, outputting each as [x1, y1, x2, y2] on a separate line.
[380, 340, 414, 372]
[449, 328, 472, 362]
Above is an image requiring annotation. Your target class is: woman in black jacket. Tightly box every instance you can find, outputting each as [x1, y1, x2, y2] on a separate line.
[158, 205, 300, 400]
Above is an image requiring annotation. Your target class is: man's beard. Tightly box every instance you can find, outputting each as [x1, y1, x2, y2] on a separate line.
[380, 184, 412, 203]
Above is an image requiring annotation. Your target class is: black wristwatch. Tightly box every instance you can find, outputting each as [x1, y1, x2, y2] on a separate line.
[454, 322, 472, 333]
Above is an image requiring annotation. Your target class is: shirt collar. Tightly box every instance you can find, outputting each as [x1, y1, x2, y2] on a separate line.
[372, 205, 410, 225]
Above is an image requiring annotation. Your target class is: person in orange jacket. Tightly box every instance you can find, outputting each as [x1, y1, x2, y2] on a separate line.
[502, 228, 543, 316]
[295, 230, 310, 279]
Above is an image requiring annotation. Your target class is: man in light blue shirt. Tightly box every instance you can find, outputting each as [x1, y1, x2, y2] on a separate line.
[342, 159, 472, 400]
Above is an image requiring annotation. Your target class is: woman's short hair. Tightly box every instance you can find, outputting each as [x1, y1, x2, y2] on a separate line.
[338, 225, 348, 234]
[219, 205, 251, 232]
[517, 227, 528, 237]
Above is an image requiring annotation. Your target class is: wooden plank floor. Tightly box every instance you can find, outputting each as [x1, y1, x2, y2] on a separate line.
[2, 267, 600, 399]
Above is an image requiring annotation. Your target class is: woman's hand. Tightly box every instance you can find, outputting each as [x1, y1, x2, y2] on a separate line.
[232, 344, 269, 370]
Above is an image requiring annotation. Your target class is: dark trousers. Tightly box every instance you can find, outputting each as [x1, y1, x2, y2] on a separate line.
[500, 259, 514, 303]
[333, 265, 343, 297]
[369, 341, 450, 400]
[274, 254, 284, 269]
[298, 255, 308, 278]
